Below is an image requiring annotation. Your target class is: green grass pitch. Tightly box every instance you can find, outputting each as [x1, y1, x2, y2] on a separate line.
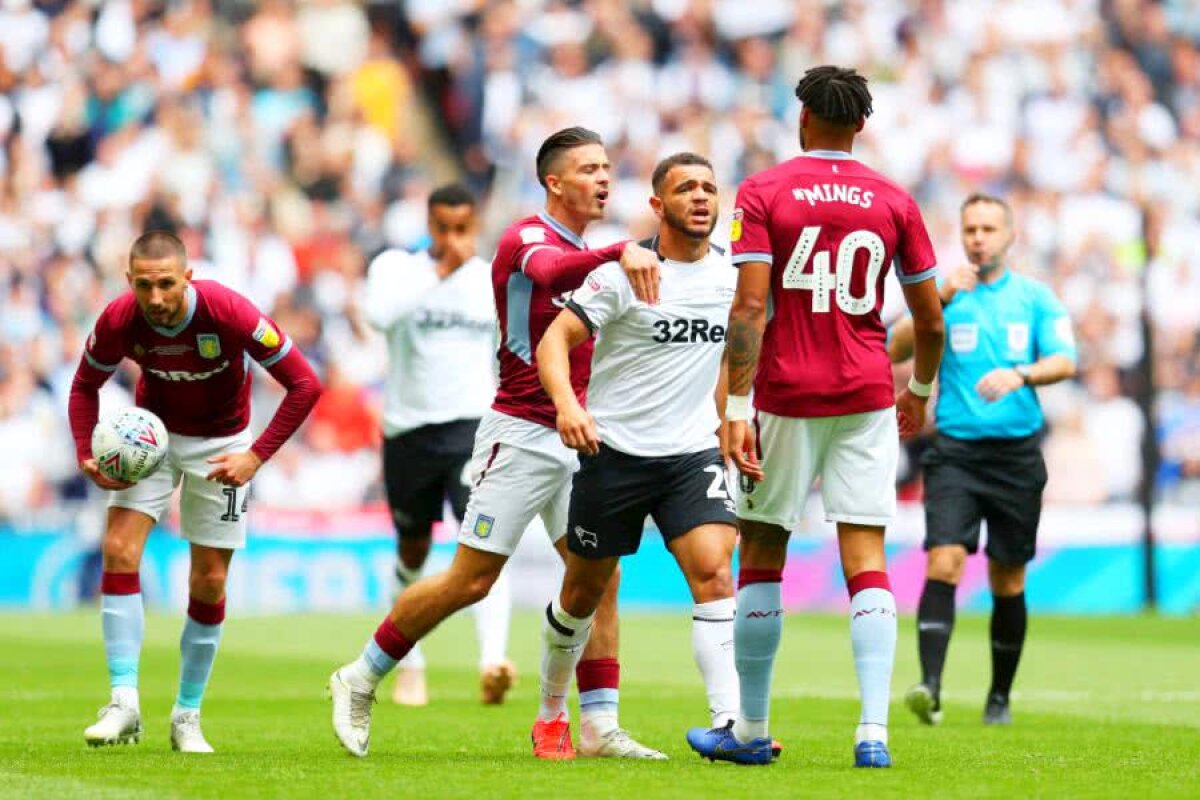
[0, 610, 1197, 799]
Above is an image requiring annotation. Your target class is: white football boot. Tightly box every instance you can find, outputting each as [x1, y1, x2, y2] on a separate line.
[329, 668, 375, 757]
[84, 702, 142, 747]
[170, 711, 214, 753]
[579, 718, 668, 760]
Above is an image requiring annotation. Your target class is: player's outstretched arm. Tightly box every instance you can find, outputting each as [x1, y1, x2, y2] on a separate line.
[723, 260, 769, 482]
[207, 347, 322, 487]
[536, 310, 599, 455]
[896, 278, 945, 438]
[522, 241, 626, 295]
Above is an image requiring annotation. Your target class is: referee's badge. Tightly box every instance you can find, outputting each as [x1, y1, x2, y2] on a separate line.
[1007, 323, 1030, 355]
[949, 323, 978, 353]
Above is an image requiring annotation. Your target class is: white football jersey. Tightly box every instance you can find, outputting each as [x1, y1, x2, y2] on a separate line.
[363, 249, 497, 437]
[568, 244, 736, 457]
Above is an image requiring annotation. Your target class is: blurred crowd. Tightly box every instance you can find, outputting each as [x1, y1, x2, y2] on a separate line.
[1, 0, 1198, 522]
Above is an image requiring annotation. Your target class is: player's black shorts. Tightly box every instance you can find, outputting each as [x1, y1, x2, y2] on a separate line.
[921, 431, 1047, 566]
[567, 444, 736, 560]
[382, 418, 479, 539]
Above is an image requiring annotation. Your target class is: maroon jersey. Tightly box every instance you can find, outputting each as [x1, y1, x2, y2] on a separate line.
[731, 151, 937, 417]
[490, 212, 625, 428]
[70, 279, 321, 462]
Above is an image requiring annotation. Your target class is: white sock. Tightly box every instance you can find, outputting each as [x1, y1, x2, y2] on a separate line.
[473, 565, 512, 668]
[692, 597, 739, 728]
[849, 585, 897, 743]
[856, 722, 888, 745]
[734, 717, 769, 742]
[538, 599, 593, 721]
[111, 686, 139, 711]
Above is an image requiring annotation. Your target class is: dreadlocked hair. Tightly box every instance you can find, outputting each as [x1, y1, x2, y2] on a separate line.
[794, 66, 873, 126]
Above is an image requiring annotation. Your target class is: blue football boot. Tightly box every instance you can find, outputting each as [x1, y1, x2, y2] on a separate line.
[686, 721, 772, 766]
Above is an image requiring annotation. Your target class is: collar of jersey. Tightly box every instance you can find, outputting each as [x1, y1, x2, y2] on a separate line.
[802, 149, 857, 160]
[148, 284, 197, 337]
[979, 267, 1013, 292]
[537, 211, 586, 249]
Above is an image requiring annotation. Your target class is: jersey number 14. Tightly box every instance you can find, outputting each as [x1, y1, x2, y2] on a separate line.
[782, 226, 886, 315]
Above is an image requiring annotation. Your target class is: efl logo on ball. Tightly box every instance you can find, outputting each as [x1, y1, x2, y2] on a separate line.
[91, 407, 169, 483]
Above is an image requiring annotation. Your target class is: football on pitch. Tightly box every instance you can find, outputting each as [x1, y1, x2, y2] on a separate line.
[91, 407, 169, 483]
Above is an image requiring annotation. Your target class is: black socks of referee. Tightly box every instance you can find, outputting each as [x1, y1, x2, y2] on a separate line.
[989, 592, 1027, 700]
[916, 579, 957, 703]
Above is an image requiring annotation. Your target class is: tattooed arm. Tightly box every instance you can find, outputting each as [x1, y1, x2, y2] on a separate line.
[722, 260, 770, 480]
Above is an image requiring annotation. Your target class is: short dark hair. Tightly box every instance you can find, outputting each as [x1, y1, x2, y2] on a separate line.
[961, 192, 1014, 226]
[794, 66, 873, 126]
[129, 230, 186, 266]
[427, 183, 476, 212]
[535, 126, 603, 188]
[651, 152, 714, 195]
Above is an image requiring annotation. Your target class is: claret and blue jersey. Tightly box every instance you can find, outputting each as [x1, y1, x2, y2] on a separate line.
[936, 269, 1077, 440]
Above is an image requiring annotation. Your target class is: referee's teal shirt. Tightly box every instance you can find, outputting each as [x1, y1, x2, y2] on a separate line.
[935, 269, 1077, 440]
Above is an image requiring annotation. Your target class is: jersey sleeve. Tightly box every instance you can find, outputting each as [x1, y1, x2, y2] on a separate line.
[225, 290, 292, 367]
[564, 264, 631, 332]
[730, 178, 774, 266]
[81, 304, 127, 374]
[1033, 283, 1077, 361]
[362, 250, 439, 330]
[893, 195, 938, 285]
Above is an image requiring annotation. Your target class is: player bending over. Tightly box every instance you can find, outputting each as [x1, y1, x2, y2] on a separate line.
[328, 127, 662, 759]
[534, 152, 740, 760]
[70, 231, 322, 752]
[686, 66, 945, 768]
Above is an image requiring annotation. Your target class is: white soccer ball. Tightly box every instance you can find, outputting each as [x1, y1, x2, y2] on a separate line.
[91, 407, 169, 483]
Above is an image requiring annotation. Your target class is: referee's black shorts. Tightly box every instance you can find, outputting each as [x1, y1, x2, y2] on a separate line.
[382, 418, 479, 539]
[920, 431, 1047, 566]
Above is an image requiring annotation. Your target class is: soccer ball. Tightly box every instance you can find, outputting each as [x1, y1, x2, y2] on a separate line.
[91, 407, 169, 483]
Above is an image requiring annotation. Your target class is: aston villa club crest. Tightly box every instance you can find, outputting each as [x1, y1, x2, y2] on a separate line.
[197, 334, 221, 359]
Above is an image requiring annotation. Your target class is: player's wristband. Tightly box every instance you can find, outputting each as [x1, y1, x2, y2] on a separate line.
[725, 394, 752, 421]
[908, 376, 934, 398]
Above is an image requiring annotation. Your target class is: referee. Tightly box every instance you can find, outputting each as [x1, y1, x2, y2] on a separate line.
[888, 193, 1077, 726]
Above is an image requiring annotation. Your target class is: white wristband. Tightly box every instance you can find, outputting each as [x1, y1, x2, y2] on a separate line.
[908, 376, 934, 398]
[725, 394, 752, 421]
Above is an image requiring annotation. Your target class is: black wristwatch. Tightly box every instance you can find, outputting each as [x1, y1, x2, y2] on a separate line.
[1014, 364, 1034, 386]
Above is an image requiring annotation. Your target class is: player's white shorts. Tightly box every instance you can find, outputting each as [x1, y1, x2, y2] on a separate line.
[457, 415, 577, 557]
[737, 408, 898, 530]
[108, 428, 253, 550]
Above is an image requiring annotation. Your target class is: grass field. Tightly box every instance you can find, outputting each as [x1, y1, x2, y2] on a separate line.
[1, 610, 1198, 799]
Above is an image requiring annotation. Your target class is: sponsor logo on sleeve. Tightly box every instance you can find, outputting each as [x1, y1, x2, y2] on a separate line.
[197, 333, 221, 359]
[252, 318, 281, 349]
[730, 208, 744, 242]
[473, 514, 495, 539]
[520, 226, 546, 245]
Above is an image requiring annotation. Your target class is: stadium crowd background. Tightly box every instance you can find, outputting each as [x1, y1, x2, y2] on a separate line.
[1, 0, 1198, 523]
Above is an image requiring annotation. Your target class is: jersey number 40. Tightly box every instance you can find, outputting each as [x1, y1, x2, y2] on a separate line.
[781, 226, 886, 315]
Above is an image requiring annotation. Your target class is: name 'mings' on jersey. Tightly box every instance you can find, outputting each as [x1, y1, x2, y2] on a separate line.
[81, 280, 293, 436]
[732, 151, 937, 418]
[566, 246, 736, 458]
